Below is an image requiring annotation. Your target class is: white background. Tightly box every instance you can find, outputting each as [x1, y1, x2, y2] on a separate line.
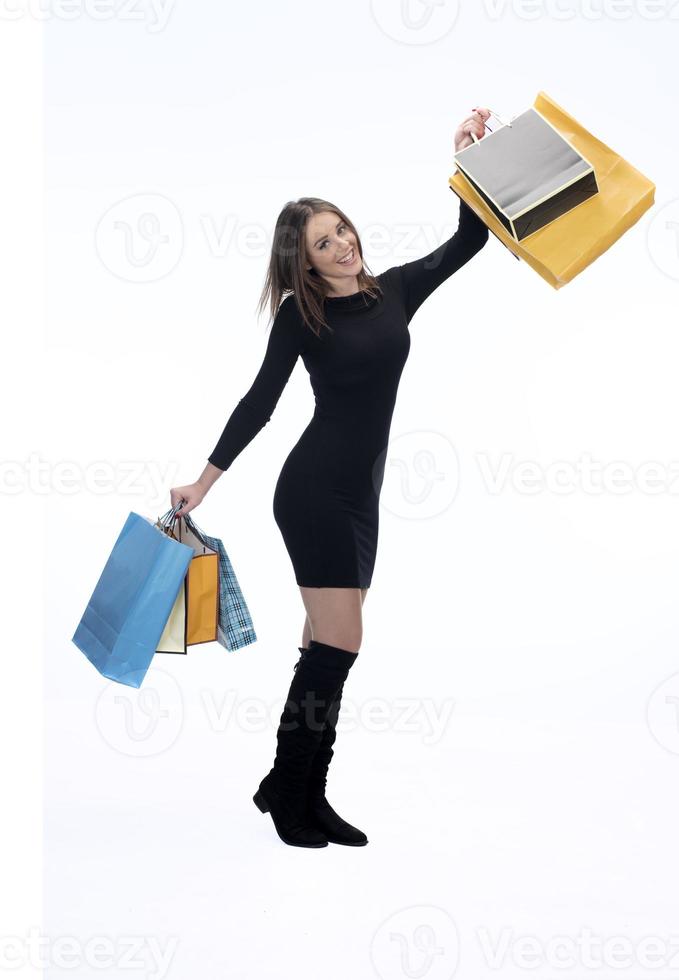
[4, 1, 679, 978]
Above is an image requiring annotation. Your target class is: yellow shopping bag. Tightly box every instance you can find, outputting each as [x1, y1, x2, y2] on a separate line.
[176, 517, 219, 645]
[449, 90, 655, 288]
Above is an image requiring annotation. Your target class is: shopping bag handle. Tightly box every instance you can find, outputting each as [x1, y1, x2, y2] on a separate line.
[156, 506, 212, 551]
[157, 499, 186, 532]
[182, 512, 209, 546]
[467, 107, 513, 146]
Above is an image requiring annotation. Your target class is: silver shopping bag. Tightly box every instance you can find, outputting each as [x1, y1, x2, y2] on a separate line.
[454, 103, 599, 242]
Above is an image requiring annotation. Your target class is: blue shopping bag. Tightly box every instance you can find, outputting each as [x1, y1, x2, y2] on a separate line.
[72, 504, 193, 688]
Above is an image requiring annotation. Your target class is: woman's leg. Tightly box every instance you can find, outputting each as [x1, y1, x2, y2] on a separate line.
[295, 586, 369, 845]
[300, 587, 367, 650]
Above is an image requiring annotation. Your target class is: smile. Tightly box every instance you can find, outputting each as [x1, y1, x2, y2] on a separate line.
[338, 248, 356, 265]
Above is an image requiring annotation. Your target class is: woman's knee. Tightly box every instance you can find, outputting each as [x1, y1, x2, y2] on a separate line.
[314, 625, 362, 653]
[309, 610, 362, 652]
[299, 586, 363, 653]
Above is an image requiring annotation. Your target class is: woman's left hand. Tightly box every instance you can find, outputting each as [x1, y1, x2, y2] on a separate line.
[454, 107, 491, 153]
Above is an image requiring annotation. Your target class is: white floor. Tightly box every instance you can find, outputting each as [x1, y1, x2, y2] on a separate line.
[45, 617, 679, 980]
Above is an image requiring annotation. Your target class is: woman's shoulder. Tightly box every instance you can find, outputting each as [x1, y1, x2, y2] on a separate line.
[376, 266, 399, 286]
[375, 265, 404, 299]
[271, 292, 305, 327]
[276, 292, 298, 315]
[268, 292, 313, 350]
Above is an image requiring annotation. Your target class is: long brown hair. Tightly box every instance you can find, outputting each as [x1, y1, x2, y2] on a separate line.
[256, 196, 383, 338]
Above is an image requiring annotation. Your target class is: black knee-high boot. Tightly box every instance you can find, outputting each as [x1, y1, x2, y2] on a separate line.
[299, 643, 368, 847]
[253, 640, 358, 848]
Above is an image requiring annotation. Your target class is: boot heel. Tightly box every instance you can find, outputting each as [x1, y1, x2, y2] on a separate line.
[253, 789, 269, 813]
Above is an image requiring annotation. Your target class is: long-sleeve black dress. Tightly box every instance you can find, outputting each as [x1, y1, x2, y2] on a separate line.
[208, 199, 489, 588]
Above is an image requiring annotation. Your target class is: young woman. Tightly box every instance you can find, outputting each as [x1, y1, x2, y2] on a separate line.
[170, 107, 492, 849]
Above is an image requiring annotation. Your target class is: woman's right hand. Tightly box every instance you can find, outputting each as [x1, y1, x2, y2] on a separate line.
[454, 107, 491, 153]
[170, 482, 206, 518]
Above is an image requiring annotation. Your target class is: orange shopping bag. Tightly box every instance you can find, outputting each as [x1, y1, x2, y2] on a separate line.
[176, 517, 219, 645]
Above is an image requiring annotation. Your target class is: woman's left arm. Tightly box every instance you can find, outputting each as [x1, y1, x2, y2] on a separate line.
[396, 107, 491, 323]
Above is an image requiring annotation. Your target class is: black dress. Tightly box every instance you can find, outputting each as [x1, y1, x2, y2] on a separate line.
[208, 200, 489, 588]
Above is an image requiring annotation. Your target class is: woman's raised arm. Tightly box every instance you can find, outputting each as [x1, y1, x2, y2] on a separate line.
[390, 106, 491, 324]
[396, 198, 489, 323]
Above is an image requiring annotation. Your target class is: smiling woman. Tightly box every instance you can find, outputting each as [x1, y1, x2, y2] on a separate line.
[205, 192, 490, 584]
[308, 215, 363, 292]
[169, 108, 493, 849]
[259, 195, 385, 339]
[205, 192, 488, 846]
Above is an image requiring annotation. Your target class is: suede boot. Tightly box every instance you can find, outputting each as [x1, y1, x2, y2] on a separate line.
[253, 640, 358, 848]
[299, 642, 368, 846]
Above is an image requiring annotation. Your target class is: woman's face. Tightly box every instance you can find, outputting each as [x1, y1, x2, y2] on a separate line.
[304, 210, 363, 292]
